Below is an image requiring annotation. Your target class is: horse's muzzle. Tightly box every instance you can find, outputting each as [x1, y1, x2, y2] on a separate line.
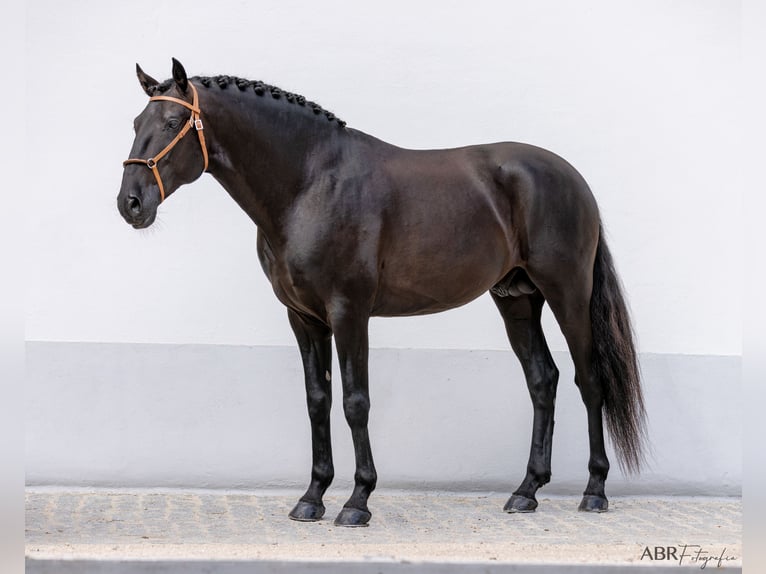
[117, 191, 157, 229]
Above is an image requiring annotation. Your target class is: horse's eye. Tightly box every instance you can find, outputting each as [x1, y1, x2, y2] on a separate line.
[166, 118, 181, 130]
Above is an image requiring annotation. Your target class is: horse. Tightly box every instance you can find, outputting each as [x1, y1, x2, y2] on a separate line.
[118, 58, 646, 527]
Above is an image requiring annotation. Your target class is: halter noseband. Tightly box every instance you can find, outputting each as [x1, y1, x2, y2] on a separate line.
[123, 82, 209, 203]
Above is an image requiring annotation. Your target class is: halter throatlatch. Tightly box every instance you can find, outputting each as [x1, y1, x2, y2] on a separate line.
[123, 82, 209, 202]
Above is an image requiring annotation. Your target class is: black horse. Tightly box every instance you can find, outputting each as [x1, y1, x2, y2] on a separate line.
[118, 59, 646, 527]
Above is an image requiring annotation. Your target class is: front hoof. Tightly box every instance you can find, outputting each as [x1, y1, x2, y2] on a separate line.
[289, 500, 325, 522]
[578, 494, 609, 513]
[504, 494, 538, 513]
[334, 506, 371, 527]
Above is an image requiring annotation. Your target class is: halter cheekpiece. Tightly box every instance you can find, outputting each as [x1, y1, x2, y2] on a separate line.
[123, 82, 208, 202]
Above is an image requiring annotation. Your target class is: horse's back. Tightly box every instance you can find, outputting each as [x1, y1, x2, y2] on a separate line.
[355, 138, 599, 316]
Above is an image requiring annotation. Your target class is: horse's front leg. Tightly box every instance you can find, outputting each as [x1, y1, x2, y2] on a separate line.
[287, 309, 334, 522]
[330, 307, 377, 527]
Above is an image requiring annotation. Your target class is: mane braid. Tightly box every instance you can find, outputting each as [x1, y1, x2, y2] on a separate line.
[168, 75, 347, 128]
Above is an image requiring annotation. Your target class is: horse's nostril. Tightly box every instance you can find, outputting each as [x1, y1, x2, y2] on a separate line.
[127, 195, 141, 215]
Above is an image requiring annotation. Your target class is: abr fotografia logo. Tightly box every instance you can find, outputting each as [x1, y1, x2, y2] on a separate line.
[640, 545, 738, 569]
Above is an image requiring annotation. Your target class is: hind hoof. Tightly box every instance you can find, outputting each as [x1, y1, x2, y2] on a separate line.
[334, 506, 371, 527]
[578, 495, 609, 512]
[288, 500, 325, 522]
[504, 494, 538, 513]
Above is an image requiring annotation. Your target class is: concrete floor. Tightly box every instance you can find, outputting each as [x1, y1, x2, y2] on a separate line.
[25, 488, 742, 573]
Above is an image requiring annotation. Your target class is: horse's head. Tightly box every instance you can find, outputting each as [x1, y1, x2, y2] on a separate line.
[118, 58, 208, 228]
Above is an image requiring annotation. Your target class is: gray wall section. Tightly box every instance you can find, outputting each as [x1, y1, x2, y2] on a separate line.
[25, 342, 741, 495]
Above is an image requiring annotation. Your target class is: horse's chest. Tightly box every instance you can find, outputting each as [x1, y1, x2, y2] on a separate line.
[256, 231, 326, 318]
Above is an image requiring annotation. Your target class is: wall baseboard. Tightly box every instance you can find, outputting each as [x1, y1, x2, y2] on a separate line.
[26, 341, 741, 496]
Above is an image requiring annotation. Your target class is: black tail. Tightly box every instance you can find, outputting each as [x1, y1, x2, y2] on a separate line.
[590, 225, 647, 474]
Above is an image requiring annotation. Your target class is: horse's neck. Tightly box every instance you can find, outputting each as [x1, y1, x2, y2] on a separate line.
[202, 86, 345, 241]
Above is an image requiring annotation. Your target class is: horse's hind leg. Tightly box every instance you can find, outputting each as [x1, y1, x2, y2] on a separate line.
[491, 288, 559, 513]
[541, 274, 611, 512]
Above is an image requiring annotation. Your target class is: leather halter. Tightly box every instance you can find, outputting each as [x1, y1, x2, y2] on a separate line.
[123, 82, 209, 202]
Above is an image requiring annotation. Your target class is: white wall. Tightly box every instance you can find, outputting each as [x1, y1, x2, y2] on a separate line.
[26, 0, 742, 356]
[25, 1, 743, 494]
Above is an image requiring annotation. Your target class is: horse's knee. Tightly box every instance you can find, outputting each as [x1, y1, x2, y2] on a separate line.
[342, 392, 370, 426]
[307, 389, 331, 421]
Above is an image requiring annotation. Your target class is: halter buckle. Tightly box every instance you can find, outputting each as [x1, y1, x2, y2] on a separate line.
[193, 118, 204, 131]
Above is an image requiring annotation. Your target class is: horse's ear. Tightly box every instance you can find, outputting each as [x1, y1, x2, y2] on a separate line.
[171, 57, 188, 93]
[136, 63, 159, 96]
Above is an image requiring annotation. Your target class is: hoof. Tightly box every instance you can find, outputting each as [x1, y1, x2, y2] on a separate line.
[334, 506, 371, 527]
[504, 494, 538, 513]
[288, 500, 325, 522]
[578, 494, 609, 513]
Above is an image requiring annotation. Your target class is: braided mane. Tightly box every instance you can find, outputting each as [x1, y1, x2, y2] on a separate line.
[150, 75, 346, 127]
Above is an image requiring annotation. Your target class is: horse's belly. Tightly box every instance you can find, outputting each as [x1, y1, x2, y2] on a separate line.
[371, 241, 512, 317]
[371, 286, 490, 317]
[370, 183, 520, 316]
